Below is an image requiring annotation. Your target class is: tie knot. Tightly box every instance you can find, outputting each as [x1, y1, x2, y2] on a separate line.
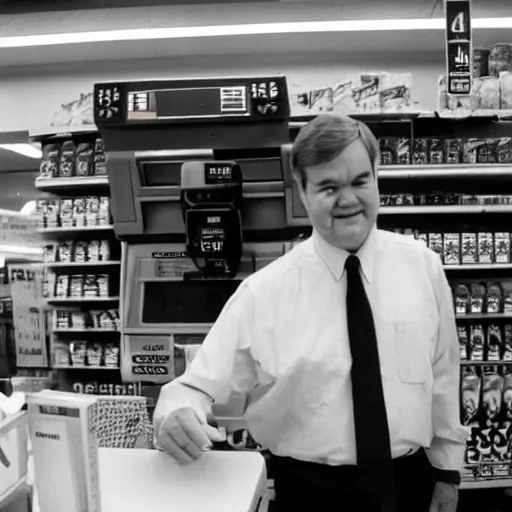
[345, 254, 360, 272]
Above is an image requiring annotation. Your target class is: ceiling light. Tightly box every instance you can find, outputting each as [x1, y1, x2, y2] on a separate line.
[0, 17, 511, 48]
[0, 144, 42, 159]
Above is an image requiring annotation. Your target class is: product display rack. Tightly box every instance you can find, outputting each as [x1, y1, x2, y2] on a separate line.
[366, 114, 512, 490]
[32, 130, 123, 389]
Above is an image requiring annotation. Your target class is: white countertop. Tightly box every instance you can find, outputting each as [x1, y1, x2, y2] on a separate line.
[99, 448, 267, 512]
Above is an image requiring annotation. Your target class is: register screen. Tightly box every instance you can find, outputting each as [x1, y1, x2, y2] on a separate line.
[142, 280, 241, 324]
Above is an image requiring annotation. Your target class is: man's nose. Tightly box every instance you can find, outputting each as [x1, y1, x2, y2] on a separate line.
[335, 188, 357, 207]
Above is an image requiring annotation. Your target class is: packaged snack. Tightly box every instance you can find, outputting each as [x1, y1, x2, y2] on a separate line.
[46, 199, 60, 228]
[310, 87, 333, 113]
[83, 275, 99, 297]
[55, 275, 69, 298]
[482, 368, 505, 427]
[87, 343, 103, 367]
[70, 342, 87, 366]
[478, 76, 501, 110]
[86, 197, 100, 226]
[486, 283, 503, 314]
[93, 138, 107, 175]
[477, 139, 498, 164]
[458, 326, 469, 360]
[87, 240, 100, 262]
[504, 325, 512, 361]
[443, 233, 460, 265]
[397, 138, 411, 165]
[73, 382, 84, 394]
[502, 283, 512, 312]
[497, 138, 512, 164]
[428, 233, 443, 260]
[462, 233, 478, 264]
[53, 342, 70, 367]
[40, 144, 60, 178]
[477, 233, 494, 264]
[73, 241, 88, 263]
[59, 199, 74, 228]
[58, 140, 76, 177]
[75, 142, 94, 177]
[35, 199, 47, 228]
[445, 139, 462, 164]
[379, 138, 397, 165]
[470, 284, 486, 314]
[43, 244, 57, 263]
[413, 138, 428, 165]
[99, 241, 110, 261]
[469, 324, 485, 361]
[104, 343, 120, 368]
[501, 71, 512, 110]
[463, 139, 484, 164]
[70, 312, 87, 330]
[69, 275, 84, 298]
[503, 370, 512, 423]
[454, 284, 470, 315]
[488, 43, 512, 78]
[73, 198, 87, 227]
[54, 310, 70, 330]
[461, 366, 481, 425]
[84, 382, 98, 394]
[487, 324, 503, 361]
[428, 138, 444, 164]
[97, 274, 109, 297]
[57, 241, 73, 263]
[98, 197, 110, 226]
[495, 233, 511, 263]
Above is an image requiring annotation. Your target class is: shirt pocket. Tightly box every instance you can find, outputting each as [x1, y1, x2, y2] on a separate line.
[393, 320, 434, 385]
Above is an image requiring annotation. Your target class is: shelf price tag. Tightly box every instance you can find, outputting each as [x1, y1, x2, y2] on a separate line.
[446, 0, 472, 95]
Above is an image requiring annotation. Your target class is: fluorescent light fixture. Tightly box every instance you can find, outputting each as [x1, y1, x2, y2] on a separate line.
[0, 144, 42, 159]
[0, 17, 511, 48]
[0, 244, 42, 256]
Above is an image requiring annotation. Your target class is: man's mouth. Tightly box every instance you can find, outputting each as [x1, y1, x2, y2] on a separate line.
[332, 211, 363, 219]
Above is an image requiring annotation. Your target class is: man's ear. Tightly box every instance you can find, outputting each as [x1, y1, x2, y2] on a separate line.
[293, 173, 308, 210]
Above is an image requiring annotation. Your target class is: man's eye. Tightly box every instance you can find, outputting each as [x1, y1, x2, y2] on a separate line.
[323, 187, 337, 194]
[352, 179, 366, 187]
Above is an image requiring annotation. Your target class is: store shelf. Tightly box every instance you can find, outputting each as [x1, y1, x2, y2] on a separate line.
[35, 176, 109, 191]
[53, 328, 120, 334]
[380, 205, 512, 215]
[53, 366, 120, 371]
[456, 313, 512, 320]
[461, 360, 512, 366]
[47, 296, 120, 304]
[379, 165, 512, 179]
[29, 125, 98, 142]
[45, 260, 120, 270]
[443, 263, 512, 270]
[461, 479, 512, 490]
[38, 225, 113, 234]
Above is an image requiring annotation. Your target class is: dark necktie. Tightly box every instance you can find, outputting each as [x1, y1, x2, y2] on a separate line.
[345, 255, 395, 508]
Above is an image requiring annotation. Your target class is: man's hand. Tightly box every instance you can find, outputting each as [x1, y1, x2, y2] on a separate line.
[429, 482, 458, 512]
[155, 406, 225, 465]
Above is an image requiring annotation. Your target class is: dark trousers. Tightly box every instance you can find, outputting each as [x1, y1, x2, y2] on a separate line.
[272, 449, 437, 512]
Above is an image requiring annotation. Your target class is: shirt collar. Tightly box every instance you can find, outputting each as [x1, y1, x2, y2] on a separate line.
[312, 226, 377, 284]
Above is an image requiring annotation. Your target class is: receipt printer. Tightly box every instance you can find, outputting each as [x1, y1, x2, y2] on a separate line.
[181, 161, 243, 277]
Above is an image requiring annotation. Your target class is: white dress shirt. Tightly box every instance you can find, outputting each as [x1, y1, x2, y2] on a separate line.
[171, 227, 469, 470]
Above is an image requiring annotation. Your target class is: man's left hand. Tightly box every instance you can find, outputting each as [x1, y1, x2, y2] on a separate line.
[429, 482, 458, 512]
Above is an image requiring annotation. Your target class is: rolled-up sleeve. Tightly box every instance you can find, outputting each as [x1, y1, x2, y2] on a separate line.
[425, 254, 470, 471]
[175, 280, 259, 405]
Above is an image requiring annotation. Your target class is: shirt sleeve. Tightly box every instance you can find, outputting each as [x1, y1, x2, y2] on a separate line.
[425, 253, 470, 471]
[173, 280, 259, 405]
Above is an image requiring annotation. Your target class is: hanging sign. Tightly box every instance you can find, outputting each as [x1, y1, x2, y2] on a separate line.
[446, 0, 472, 95]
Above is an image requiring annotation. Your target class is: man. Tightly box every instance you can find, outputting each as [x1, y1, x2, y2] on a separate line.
[153, 114, 468, 512]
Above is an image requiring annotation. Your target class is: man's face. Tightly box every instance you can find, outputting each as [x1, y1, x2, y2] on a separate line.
[296, 139, 379, 251]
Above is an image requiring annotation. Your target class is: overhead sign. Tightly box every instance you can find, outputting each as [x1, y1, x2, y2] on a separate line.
[445, 0, 472, 95]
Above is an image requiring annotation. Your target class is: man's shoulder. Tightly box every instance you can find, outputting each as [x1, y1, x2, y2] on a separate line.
[245, 238, 312, 290]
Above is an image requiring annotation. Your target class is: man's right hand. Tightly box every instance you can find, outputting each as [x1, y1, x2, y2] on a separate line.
[153, 384, 225, 464]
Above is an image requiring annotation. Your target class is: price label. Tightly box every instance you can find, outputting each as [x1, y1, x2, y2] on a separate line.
[446, 0, 472, 95]
[205, 163, 233, 184]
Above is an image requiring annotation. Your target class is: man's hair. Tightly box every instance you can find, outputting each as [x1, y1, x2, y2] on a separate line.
[290, 114, 380, 189]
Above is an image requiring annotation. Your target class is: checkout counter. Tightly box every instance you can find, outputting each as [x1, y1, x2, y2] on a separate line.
[93, 76, 306, 427]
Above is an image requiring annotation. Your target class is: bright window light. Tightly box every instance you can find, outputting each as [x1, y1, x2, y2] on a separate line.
[0, 144, 42, 159]
[0, 17, 510, 48]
